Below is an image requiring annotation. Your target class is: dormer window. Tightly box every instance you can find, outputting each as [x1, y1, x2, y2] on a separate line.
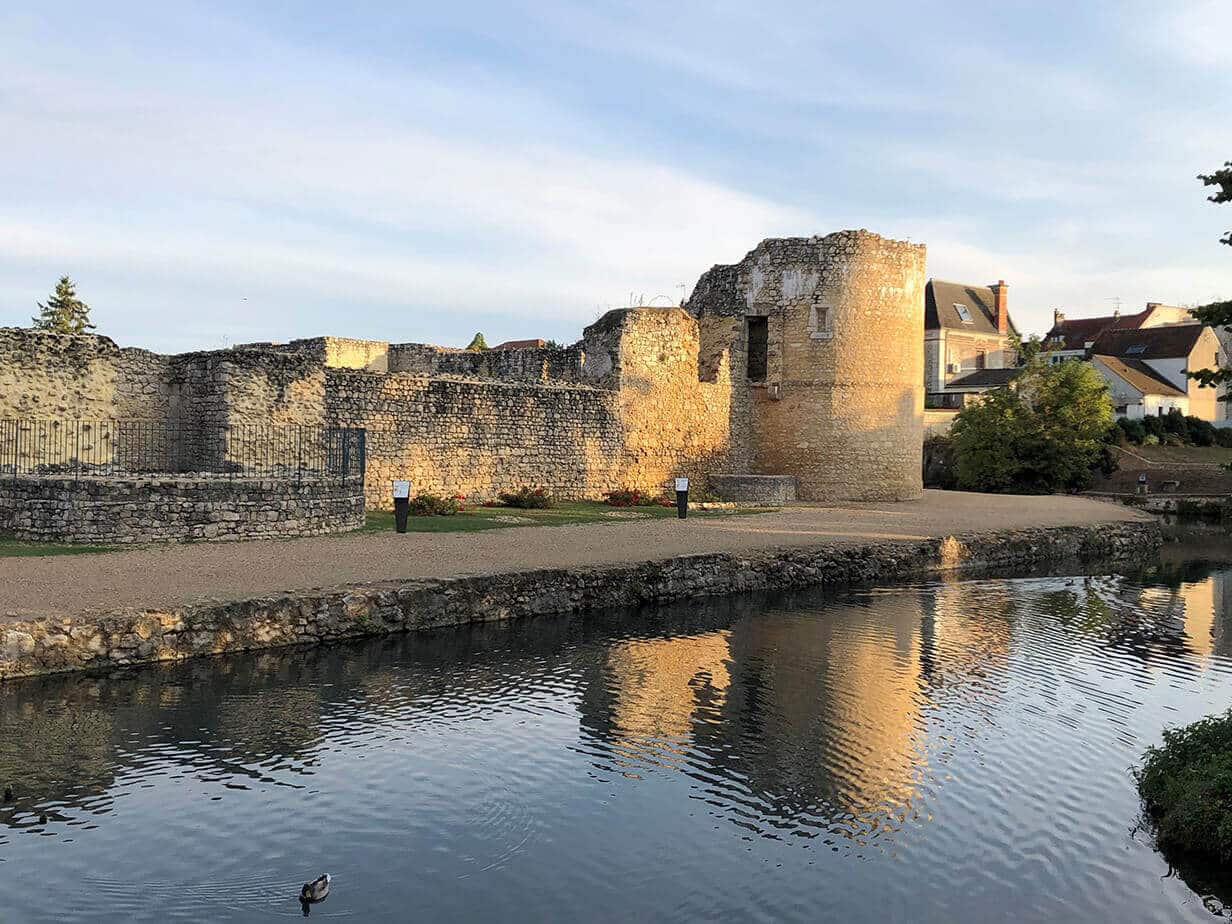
[1125, 344, 1147, 355]
[953, 303, 974, 324]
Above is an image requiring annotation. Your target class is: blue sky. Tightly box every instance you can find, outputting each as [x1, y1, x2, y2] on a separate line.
[1, 1, 1229, 352]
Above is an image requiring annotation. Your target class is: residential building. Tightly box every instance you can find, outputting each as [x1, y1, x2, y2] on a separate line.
[924, 279, 1019, 407]
[1044, 302, 1196, 363]
[1088, 324, 1226, 420]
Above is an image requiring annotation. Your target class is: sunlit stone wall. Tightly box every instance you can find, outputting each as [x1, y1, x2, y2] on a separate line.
[326, 307, 736, 508]
[0, 229, 927, 512]
[687, 230, 926, 501]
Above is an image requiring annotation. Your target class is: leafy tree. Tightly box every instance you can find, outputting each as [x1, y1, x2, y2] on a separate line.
[950, 360, 1114, 494]
[1009, 331, 1044, 366]
[1187, 161, 1232, 391]
[465, 332, 488, 351]
[32, 275, 95, 333]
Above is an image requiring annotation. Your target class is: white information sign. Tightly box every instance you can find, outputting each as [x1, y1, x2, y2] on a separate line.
[674, 478, 689, 493]
[392, 480, 411, 499]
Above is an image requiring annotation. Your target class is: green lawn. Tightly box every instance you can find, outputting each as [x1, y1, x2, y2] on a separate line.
[0, 538, 115, 557]
[360, 500, 767, 534]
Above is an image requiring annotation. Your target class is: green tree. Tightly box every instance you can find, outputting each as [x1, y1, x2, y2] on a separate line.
[32, 275, 95, 333]
[1187, 161, 1232, 390]
[1009, 331, 1044, 366]
[950, 361, 1114, 494]
[465, 332, 488, 351]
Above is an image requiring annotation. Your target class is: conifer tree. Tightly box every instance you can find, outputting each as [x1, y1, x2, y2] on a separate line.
[466, 332, 488, 351]
[32, 276, 95, 333]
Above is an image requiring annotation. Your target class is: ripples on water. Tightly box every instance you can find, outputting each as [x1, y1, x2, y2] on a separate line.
[3, 550, 1232, 922]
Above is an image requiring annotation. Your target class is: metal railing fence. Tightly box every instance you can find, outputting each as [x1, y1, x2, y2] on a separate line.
[0, 419, 365, 484]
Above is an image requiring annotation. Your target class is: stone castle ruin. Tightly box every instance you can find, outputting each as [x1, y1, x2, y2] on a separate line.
[0, 230, 925, 540]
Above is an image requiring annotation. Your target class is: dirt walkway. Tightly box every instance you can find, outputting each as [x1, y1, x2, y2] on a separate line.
[0, 491, 1146, 620]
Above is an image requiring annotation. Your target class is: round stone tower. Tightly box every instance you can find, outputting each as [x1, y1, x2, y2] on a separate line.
[687, 230, 926, 501]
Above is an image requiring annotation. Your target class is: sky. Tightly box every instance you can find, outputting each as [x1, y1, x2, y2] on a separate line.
[1, 1, 1229, 352]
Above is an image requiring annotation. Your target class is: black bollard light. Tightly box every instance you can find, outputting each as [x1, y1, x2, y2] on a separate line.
[393, 480, 410, 533]
[675, 477, 689, 519]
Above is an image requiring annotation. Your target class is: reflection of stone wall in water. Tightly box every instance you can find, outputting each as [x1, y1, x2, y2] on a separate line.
[0, 229, 927, 508]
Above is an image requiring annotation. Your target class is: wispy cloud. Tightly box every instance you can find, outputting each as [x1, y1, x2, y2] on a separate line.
[0, 1, 1228, 350]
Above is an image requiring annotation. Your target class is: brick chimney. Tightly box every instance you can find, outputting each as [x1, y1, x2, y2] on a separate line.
[991, 280, 1009, 335]
[1053, 308, 1065, 326]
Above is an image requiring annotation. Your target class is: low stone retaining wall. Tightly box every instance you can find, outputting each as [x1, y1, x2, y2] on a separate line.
[709, 474, 797, 505]
[0, 520, 1160, 681]
[0, 475, 365, 544]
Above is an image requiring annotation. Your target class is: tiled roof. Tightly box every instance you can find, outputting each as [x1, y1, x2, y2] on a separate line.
[1090, 324, 1204, 360]
[925, 280, 1016, 337]
[946, 367, 1023, 389]
[1044, 311, 1147, 351]
[1093, 355, 1187, 397]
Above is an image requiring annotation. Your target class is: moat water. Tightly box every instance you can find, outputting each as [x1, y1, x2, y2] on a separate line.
[3, 543, 1232, 922]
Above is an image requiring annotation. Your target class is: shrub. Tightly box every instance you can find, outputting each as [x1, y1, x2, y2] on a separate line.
[1188, 416, 1217, 447]
[1136, 709, 1232, 863]
[1163, 432, 1185, 446]
[950, 361, 1114, 494]
[1117, 417, 1146, 445]
[408, 492, 462, 516]
[1217, 427, 1232, 448]
[603, 488, 668, 508]
[1144, 414, 1166, 440]
[1162, 408, 1190, 441]
[498, 486, 554, 509]
[1142, 433, 1161, 446]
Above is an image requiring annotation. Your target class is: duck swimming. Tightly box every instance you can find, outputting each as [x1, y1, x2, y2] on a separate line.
[300, 874, 331, 904]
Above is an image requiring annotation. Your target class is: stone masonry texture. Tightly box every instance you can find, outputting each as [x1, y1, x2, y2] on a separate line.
[0, 230, 927, 528]
[0, 476, 364, 544]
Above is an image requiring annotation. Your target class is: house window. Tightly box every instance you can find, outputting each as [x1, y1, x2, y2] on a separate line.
[1115, 405, 1128, 415]
[958, 349, 985, 372]
[953, 303, 974, 324]
[747, 316, 768, 382]
[1125, 344, 1147, 355]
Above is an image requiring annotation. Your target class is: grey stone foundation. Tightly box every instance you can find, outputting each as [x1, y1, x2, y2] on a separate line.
[0, 520, 1160, 681]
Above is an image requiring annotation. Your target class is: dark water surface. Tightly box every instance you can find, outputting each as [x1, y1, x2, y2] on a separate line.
[4, 547, 1232, 922]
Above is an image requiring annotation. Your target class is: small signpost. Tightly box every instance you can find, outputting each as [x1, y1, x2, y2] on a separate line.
[675, 477, 689, 519]
[392, 480, 411, 533]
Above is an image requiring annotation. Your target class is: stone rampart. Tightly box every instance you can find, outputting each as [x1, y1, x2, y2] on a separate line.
[688, 230, 926, 501]
[388, 341, 586, 383]
[0, 475, 364, 544]
[0, 229, 929, 511]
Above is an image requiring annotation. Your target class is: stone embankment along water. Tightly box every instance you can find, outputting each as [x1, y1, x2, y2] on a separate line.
[0, 521, 1160, 681]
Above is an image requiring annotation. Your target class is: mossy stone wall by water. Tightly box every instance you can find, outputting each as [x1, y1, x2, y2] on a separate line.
[0, 521, 1160, 681]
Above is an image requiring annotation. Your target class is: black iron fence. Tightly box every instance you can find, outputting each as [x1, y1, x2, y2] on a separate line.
[0, 419, 366, 484]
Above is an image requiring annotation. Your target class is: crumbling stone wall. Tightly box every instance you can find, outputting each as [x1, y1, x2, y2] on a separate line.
[687, 230, 926, 501]
[327, 307, 735, 508]
[0, 228, 927, 513]
[0, 475, 364, 544]
[387, 341, 586, 383]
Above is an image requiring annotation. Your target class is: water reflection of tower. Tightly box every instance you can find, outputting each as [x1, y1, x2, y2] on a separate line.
[577, 583, 1021, 842]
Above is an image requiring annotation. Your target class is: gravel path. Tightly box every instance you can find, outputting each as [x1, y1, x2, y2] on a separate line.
[0, 491, 1147, 620]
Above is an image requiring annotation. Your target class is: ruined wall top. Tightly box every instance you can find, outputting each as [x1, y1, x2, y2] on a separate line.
[685, 229, 926, 318]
